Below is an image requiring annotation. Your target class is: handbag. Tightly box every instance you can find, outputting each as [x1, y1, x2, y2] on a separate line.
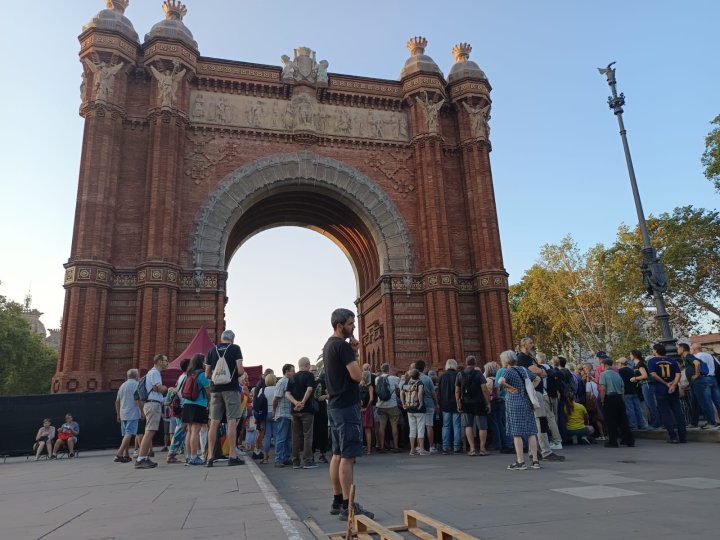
[513, 367, 540, 409]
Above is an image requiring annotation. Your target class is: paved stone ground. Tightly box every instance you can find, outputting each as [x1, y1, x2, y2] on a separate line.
[261, 438, 720, 539]
[3, 438, 718, 540]
[0, 450, 312, 540]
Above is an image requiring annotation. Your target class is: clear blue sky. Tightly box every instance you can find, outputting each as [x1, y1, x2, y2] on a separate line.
[0, 1, 717, 373]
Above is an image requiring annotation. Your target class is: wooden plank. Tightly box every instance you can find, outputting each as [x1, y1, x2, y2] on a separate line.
[354, 514, 404, 540]
[303, 517, 329, 540]
[407, 526, 435, 540]
[404, 510, 479, 540]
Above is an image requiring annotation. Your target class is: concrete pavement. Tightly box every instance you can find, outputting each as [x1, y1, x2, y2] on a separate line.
[261, 438, 720, 539]
[0, 450, 312, 540]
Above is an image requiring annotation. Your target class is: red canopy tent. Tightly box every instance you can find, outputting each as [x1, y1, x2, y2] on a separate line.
[161, 327, 263, 387]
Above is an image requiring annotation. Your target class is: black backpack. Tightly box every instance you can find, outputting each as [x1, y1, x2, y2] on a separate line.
[543, 366, 567, 398]
[376, 375, 392, 401]
[359, 384, 371, 407]
[460, 370, 483, 404]
[253, 388, 269, 422]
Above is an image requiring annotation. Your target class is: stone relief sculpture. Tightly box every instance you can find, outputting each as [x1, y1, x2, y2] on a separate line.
[186, 91, 410, 142]
[415, 91, 444, 133]
[80, 71, 87, 102]
[280, 47, 329, 85]
[150, 60, 186, 108]
[83, 58, 124, 102]
[462, 101, 491, 139]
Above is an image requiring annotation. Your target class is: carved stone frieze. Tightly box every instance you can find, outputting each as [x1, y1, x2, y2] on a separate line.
[281, 47, 328, 86]
[188, 91, 410, 142]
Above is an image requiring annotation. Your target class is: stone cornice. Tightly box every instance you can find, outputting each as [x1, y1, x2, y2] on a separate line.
[63, 262, 225, 291]
[79, 30, 140, 63]
[386, 270, 509, 294]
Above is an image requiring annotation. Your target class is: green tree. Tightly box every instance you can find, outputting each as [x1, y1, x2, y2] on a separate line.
[604, 206, 720, 332]
[510, 236, 650, 361]
[702, 114, 720, 192]
[0, 292, 57, 395]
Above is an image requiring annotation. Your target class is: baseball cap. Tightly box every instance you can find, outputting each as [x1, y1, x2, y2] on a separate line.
[596, 351, 609, 360]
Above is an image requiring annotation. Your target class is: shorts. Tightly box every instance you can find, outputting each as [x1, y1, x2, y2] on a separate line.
[328, 404, 363, 458]
[182, 404, 209, 425]
[407, 412, 426, 438]
[461, 413, 488, 430]
[378, 406, 400, 424]
[424, 408, 435, 428]
[143, 401, 162, 432]
[209, 390, 241, 421]
[121, 419, 139, 436]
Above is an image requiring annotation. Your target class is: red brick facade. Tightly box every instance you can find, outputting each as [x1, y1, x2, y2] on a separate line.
[53, 2, 513, 392]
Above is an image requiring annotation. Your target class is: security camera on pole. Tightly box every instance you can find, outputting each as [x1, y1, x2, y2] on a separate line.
[598, 62, 677, 356]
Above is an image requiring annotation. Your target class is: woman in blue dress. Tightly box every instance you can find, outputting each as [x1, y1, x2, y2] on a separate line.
[497, 350, 540, 470]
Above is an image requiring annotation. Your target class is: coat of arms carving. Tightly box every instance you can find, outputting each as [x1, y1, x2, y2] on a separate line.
[281, 47, 329, 86]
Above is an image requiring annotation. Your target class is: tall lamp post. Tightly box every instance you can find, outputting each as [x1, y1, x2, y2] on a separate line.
[598, 62, 677, 355]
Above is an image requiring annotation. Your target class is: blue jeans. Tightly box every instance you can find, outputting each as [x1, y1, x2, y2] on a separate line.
[488, 401, 512, 449]
[692, 377, 718, 426]
[656, 393, 687, 442]
[442, 412, 461, 450]
[274, 416, 292, 463]
[641, 383, 662, 428]
[708, 377, 720, 420]
[262, 418, 276, 456]
[623, 394, 648, 429]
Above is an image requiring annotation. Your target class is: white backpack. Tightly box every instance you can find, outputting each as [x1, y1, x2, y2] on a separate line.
[211, 345, 235, 385]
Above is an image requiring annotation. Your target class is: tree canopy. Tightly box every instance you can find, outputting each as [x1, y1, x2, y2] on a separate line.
[510, 206, 720, 361]
[0, 291, 57, 395]
[702, 114, 720, 192]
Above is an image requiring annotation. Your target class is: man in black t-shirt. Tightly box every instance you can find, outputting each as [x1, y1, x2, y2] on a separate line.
[285, 357, 317, 468]
[324, 308, 374, 521]
[204, 329, 244, 467]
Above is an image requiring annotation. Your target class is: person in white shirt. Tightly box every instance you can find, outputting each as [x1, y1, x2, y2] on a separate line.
[114, 369, 141, 463]
[136, 354, 168, 469]
[691, 343, 720, 425]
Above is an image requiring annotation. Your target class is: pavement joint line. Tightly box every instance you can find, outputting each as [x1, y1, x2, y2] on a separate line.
[151, 483, 173, 503]
[180, 497, 197, 530]
[245, 458, 309, 540]
[36, 507, 93, 540]
[44, 490, 91, 513]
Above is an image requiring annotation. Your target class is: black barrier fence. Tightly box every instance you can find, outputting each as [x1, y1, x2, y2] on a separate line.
[1, 392, 135, 457]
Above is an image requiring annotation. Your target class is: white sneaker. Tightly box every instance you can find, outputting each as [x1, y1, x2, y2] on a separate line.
[417, 449, 430, 456]
[549, 443, 563, 451]
[429, 447, 438, 454]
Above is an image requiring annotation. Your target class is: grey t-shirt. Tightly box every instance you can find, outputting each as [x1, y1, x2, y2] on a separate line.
[116, 379, 141, 420]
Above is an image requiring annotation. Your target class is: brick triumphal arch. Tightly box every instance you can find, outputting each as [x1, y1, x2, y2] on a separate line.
[53, 0, 513, 392]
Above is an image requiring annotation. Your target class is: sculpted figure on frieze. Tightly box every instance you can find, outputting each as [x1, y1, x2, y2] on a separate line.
[462, 101, 491, 139]
[83, 58, 124, 102]
[415, 91, 444, 133]
[150, 59, 186, 108]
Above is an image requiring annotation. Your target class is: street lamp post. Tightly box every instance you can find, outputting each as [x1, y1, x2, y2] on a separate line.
[598, 62, 677, 354]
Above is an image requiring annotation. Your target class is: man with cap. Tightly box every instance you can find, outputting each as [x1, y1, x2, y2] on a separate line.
[598, 356, 634, 448]
[205, 329, 245, 467]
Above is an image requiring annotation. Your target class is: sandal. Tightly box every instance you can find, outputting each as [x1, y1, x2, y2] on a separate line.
[468, 451, 478, 456]
[477, 450, 487, 456]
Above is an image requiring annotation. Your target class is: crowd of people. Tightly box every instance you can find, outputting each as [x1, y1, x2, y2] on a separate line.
[30, 312, 720, 520]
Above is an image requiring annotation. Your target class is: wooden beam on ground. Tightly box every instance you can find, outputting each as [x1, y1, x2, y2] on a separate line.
[354, 514, 405, 540]
[303, 517, 329, 540]
[404, 510, 479, 540]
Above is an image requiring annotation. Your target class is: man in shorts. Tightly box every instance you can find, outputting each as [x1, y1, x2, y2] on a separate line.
[115, 369, 141, 463]
[324, 308, 374, 521]
[135, 355, 168, 469]
[455, 356, 491, 455]
[205, 329, 245, 467]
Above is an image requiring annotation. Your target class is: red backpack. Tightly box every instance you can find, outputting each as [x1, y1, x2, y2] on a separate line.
[182, 371, 202, 401]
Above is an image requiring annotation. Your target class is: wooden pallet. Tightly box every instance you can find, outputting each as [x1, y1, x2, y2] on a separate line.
[308, 486, 479, 540]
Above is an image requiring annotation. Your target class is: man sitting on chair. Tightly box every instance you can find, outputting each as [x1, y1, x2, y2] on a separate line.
[51, 414, 80, 458]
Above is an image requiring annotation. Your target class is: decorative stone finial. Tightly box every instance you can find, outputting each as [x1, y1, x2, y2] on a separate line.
[407, 36, 428, 56]
[163, 0, 187, 21]
[105, 0, 129, 13]
[452, 43, 472, 63]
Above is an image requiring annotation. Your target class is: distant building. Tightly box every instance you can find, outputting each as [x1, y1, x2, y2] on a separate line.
[688, 333, 720, 354]
[20, 293, 60, 351]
